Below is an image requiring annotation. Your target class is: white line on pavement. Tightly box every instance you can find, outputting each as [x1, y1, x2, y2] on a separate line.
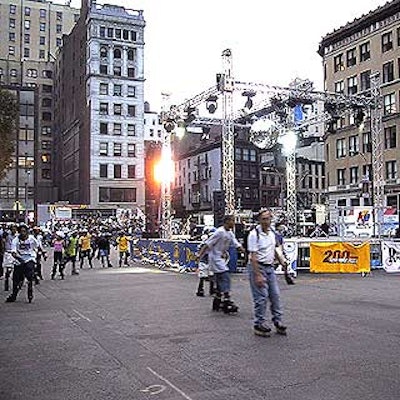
[72, 309, 92, 322]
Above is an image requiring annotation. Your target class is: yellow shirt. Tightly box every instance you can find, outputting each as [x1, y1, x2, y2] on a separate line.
[117, 236, 129, 252]
[79, 234, 92, 251]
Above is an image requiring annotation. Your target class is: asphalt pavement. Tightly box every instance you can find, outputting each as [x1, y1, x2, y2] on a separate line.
[1, 250, 400, 400]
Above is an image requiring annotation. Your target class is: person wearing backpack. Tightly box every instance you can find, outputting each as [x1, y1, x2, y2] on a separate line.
[247, 209, 289, 337]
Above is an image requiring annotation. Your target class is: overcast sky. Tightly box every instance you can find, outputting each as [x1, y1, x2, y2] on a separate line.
[69, 0, 388, 110]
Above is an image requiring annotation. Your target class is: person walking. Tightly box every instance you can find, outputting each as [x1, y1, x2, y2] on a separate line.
[65, 231, 79, 275]
[116, 231, 130, 267]
[97, 233, 112, 268]
[52, 232, 66, 280]
[79, 229, 93, 269]
[197, 215, 244, 313]
[247, 209, 289, 337]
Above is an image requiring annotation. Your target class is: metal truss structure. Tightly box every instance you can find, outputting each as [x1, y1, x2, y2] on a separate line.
[161, 49, 383, 238]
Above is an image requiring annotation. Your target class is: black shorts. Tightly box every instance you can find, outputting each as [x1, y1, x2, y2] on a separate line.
[80, 250, 91, 258]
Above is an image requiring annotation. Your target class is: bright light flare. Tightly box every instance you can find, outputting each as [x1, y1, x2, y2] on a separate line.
[278, 130, 297, 156]
[154, 149, 174, 183]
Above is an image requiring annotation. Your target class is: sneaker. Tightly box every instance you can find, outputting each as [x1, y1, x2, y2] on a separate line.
[196, 289, 205, 297]
[254, 324, 272, 337]
[5, 295, 16, 303]
[274, 322, 287, 335]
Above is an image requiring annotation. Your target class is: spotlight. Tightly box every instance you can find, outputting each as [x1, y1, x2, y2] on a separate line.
[242, 90, 256, 110]
[164, 119, 175, 133]
[206, 95, 218, 114]
[184, 106, 197, 124]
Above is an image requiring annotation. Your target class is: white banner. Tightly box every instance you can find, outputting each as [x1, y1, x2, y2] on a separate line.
[382, 240, 400, 273]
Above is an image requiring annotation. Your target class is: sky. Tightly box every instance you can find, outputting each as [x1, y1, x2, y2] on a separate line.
[69, 0, 389, 110]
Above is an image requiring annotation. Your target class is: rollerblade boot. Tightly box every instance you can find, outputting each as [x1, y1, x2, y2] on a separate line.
[212, 296, 222, 311]
[5, 294, 17, 303]
[196, 288, 205, 297]
[222, 299, 239, 314]
[274, 321, 287, 335]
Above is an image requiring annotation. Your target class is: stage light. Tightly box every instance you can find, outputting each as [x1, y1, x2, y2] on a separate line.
[242, 90, 256, 110]
[164, 119, 175, 133]
[206, 95, 218, 114]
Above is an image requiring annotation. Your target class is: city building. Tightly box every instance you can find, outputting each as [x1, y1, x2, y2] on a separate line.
[0, 0, 79, 205]
[319, 0, 400, 223]
[0, 85, 37, 222]
[144, 101, 162, 141]
[55, 0, 146, 212]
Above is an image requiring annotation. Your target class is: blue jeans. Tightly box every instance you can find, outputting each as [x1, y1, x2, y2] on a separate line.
[248, 263, 282, 326]
[215, 271, 231, 294]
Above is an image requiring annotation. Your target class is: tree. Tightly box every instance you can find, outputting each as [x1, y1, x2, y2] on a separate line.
[0, 88, 18, 180]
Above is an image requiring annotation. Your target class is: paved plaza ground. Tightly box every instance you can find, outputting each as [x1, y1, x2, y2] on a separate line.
[1, 252, 399, 400]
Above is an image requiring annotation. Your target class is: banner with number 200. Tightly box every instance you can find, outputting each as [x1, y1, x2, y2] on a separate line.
[310, 242, 370, 273]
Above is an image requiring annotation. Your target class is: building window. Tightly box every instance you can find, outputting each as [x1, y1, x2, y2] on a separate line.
[40, 22, 46, 31]
[127, 105, 136, 117]
[10, 68, 17, 77]
[113, 48, 122, 59]
[99, 83, 108, 95]
[42, 126, 51, 135]
[334, 53, 344, 72]
[359, 42, 370, 62]
[334, 80, 344, 93]
[382, 31, 393, 53]
[24, 48, 30, 58]
[128, 165, 136, 178]
[385, 160, 397, 180]
[383, 61, 394, 83]
[56, 38, 62, 47]
[123, 29, 129, 40]
[40, 9, 46, 18]
[384, 126, 396, 149]
[347, 76, 357, 95]
[56, 24, 62, 33]
[42, 112, 52, 121]
[114, 104, 122, 115]
[9, 46, 15, 56]
[42, 84, 52, 93]
[99, 142, 108, 156]
[113, 84, 122, 96]
[9, 32, 16, 42]
[128, 68, 135, 78]
[24, 20, 30, 30]
[107, 27, 114, 38]
[113, 123, 122, 135]
[25, 7, 30, 16]
[113, 66, 121, 76]
[40, 36, 45, 46]
[26, 69, 38, 78]
[100, 64, 108, 74]
[127, 49, 135, 61]
[99, 26, 106, 38]
[113, 143, 122, 156]
[113, 164, 122, 178]
[360, 70, 371, 91]
[127, 144, 136, 157]
[250, 149, 256, 162]
[337, 169, 346, 186]
[100, 164, 108, 178]
[19, 128, 34, 141]
[41, 154, 51, 164]
[115, 29, 121, 39]
[39, 50, 45, 59]
[42, 169, 51, 180]
[56, 11, 63, 21]
[100, 122, 108, 135]
[127, 86, 136, 97]
[24, 34, 30, 44]
[336, 138, 346, 158]
[42, 98, 52, 107]
[127, 124, 136, 136]
[362, 132, 371, 153]
[130, 31, 137, 41]
[99, 187, 136, 203]
[350, 167, 359, 184]
[383, 93, 396, 115]
[346, 48, 356, 67]
[397, 27, 400, 47]
[348, 135, 359, 155]
[100, 47, 108, 58]
[10, 4, 16, 14]
[41, 141, 51, 150]
[99, 102, 109, 115]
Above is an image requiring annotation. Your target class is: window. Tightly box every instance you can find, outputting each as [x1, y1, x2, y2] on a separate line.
[39, 50, 45, 59]
[56, 24, 62, 33]
[100, 47, 108, 58]
[113, 143, 122, 156]
[127, 49, 135, 61]
[346, 48, 356, 67]
[383, 93, 396, 115]
[349, 135, 359, 155]
[19, 128, 34, 141]
[336, 138, 346, 158]
[9, 32, 16, 42]
[9, 46, 15, 56]
[25, 7, 30, 16]
[127, 105, 136, 117]
[99, 187, 136, 203]
[42, 112, 52, 121]
[113, 48, 122, 59]
[123, 30, 129, 40]
[10, 4, 16, 14]
[42, 84, 52, 93]
[99, 26, 106, 38]
[362, 164, 372, 180]
[250, 149, 256, 162]
[100, 164, 108, 178]
[128, 165, 136, 178]
[115, 29, 121, 39]
[40, 9, 46, 18]
[383, 61, 394, 83]
[114, 164, 122, 178]
[127, 86, 136, 97]
[362, 132, 371, 153]
[384, 126, 396, 149]
[10, 68, 17, 77]
[113, 66, 121, 76]
[334, 81, 344, 93]
[9, 18, 16, 29]
[359, 42, 370, 62]
[42, 98, 52, 107]
[24, 48, 30, 58]
[100, 64, 108, 74]
[99, 122, 108, 135]
[398, 27, 400, 47]
[127, 124, 136, 136]
[42, 70, 52, 79]
[41, 141, 51, 150]
[350, 167, 359, 184]
[127, 144, 136, 157]
[42, 169, 51, 180]
[337, 169, 346, 186]
[42, 126, 51, 135]
[41, 154, 51, 164]
[56, 38, 62, 47]
[128, 68, 135, 77]
[24, 34, 30, 44]
[56, 11, 63, 21]
[347, 76, 357, 95]
[130, 31, 137, 41]
[24, 20, 30, 30]
[334, 54, 344, 72]
[382, 31, 393, 53]
[99, 102, 109, 115]
[40, 22, 46, 31]
[114, 104, 122, 115]
[40, 36, 46, 45]
[99, 142, 108, 156]
[360, 70, 371, 91]
[107, 27, 114, 38]
[113, 123, 122, 135]
[385, 160, 397, 180]
[99, 83, 108, 95]
[26, 69, 38, 78]
[113, 84, 122, 96]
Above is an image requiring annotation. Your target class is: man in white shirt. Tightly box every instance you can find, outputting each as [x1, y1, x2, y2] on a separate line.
[248, 210, 288, 336]
[198, 215, 244, 313]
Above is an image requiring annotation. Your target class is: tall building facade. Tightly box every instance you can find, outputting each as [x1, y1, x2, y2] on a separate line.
[55, 0, 146, 211]
[0, 0, 79, 205]
[319, 0, 400, 223]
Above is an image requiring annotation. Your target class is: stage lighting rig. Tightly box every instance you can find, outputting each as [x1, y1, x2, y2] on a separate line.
[206, 95, 218, 114]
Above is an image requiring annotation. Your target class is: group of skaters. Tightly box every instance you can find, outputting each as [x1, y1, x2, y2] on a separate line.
[196, 210, 294, 337]
[0, 217, 141, 303]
